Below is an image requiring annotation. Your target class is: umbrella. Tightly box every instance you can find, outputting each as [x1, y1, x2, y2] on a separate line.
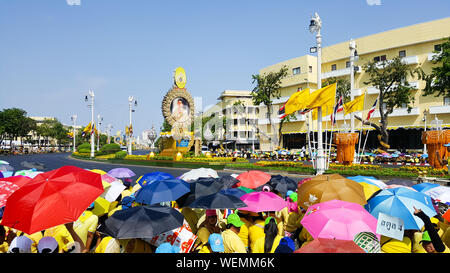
[189, 177, 226, 199]
[297, 174, 366, 210]
[14, 169, 37, 177]
[0, 160, 9, 165]
[107, 168, 136, 179]
[267, 175, 298, 196]
[0, 176, 32, 188]
[218, 175, 240, 189]
[386, 178, 415, 188]
[135, 178, 190, 205]
[0, 171, 13, 178]
[187, 192, 248, 209]
[101, 173, 120, 184]
[385, 184, 417, 192]
[100, 205, 184, 239]
[137, 172, 174, 187]
[235, 170, 271, 189]
[179, 168, 218, 181]
[347, 176, 387, 189]
[0, 164, 14, 172]
[294, 238, 366, 253]
[358, 182, 382, 201]
[25, 171, 44, 179]
[90, 169, 107, 175]
[237, 187, 255, 194]
[239, 191, 288, 213]
[0, 180, 22, 208]
[219, 188, 247, 199]
[422, 186, 450, 205]
[20, 161, 45, 170]
[101, 180, 127, 202]
[412, 182, 440, 193]
[365, 187, 437, 230]
[300, 200, 380, 241]
[1, 165, 104, 234]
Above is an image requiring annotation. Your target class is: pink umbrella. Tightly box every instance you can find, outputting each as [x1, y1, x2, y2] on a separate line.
[239, 191, 288, 212]
[300, 199, 380, 241]
[0, 180, 22, 207]
[385, 184, 417, 192]
[101, 173, 119, 183]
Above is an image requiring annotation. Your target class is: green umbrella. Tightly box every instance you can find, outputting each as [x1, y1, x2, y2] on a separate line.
[238, 186, 255, 194]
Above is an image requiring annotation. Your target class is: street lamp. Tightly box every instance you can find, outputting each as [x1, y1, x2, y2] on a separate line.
[148, 125, 157, 151]
[422, 110, 427, 155]
[85, 89, 95, 158]
[128, 96, 137, 155]
[71, 114, 77, 153]
[97, 114, 103, 151]
[309, 12, 326, 175]
[107, 124, 113, 144]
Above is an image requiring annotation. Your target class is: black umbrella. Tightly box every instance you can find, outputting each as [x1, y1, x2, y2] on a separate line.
[190, 177, 226, 199]
[268, 175, 298, 197]
[187, 192, 248, 209]
[386, 178, 415, 187]
[99, 205, 184, 239]
[218, 175, 240, 189]
[20, 161, 45, 170]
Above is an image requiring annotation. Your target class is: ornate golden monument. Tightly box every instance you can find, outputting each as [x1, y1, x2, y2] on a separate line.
[159, 67, 195, 157]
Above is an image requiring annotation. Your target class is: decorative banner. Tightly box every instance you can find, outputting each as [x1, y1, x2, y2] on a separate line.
[177, 139, 190, 148]
[145, 219, 197, 253]
[376, 212, 404, 241]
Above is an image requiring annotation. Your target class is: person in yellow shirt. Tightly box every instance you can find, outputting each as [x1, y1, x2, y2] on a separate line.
[414, 207, 450, 253]
[247, 213, 265, 252]
[236, 210, 253, 251]
[73, 203, 99, 253]
[251, 217, 283, 253]
[222, 213, 247, 253]
[194, 210, 221, 251]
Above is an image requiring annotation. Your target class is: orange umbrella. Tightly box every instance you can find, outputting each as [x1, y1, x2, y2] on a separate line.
[297, 174, 366, 210]
[236, 170, 271, 189]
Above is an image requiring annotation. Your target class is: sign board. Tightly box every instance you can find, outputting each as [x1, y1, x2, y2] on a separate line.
[145, 219, 197, 253]
[376, 212, 405, 241]
[177, 139, 190, 147]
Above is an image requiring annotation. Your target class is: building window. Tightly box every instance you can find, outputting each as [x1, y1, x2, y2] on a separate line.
[292, 67, 301, 75]
[434, 44, 442, 52]
[346, 61, 350, 68]
[399, 50, 406, 58]
[233, 131, 238, 138]
[400, 103, 407, 109]
[331, 64, 337, 71]
[444, 97, 450, 106]
[233, 119, 238, 125]
[374, 55, 387, 62]
[309, 66, 313, 73]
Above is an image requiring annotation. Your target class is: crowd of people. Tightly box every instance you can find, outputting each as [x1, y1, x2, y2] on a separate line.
[1, 170, 449, 254]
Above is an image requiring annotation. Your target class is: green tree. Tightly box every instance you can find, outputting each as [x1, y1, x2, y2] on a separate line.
[356, 56, 419, 150]
[421, 37, 450, 98]
[323, 77, 351, 103]
[0, 108, 36, 149]
[251, 66, 288, 147]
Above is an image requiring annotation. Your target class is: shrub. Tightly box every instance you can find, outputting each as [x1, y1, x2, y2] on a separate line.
[77, 142, 92, 150]
[115, 151, 127, 159]
[101, 143, 121, 154]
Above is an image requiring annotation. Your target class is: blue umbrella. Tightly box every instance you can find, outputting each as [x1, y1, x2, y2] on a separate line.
[135, 178, 190, 205]
[365, 187, 437, 230]
[347, 176, 378, 183]
[137, 172, 174, 187]
[412, 182, 440, 193]
[219, 188, 247, 199]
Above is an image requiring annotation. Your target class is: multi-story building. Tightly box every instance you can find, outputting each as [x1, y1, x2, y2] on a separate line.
[202, 90, 259, 150]
[256, 17, 450, 152]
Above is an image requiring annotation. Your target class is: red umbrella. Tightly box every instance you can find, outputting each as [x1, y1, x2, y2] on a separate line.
[0, 176, 32, 188]
[294, 238, 366, 253]
[0, 176, 32, 208]
[235, 170, 271, 189]
[2, 166, 104, 234]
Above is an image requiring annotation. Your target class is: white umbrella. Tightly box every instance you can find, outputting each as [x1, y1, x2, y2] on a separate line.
[101, 180, 127, 202]
[179, 168, 219, 181]
[423, 186, 450, 205]
[14, 169, 37, 177]
[0, 160, 9, 165]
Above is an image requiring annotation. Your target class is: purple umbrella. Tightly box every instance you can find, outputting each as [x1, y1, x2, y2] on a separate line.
[107, 168, 136, 179]
[239, 191, 288, 213]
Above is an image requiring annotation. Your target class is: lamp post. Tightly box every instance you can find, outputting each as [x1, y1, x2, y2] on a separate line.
[107, 124, 113, 144]
[71, 114, 77, 152]
[423, 110, 427, 155]
[128, 96, 137, 155]
[97, 114, 103, 151]
[85, 89, 95, 158]
[309, 12, 325, 175]
[148, 125, 157, 152]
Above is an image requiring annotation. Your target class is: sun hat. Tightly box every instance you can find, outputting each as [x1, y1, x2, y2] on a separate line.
[37, 236, 59, 253]
[206, 209, 217, 217]
[227, 213, 245, 228]
[8, 236, 33, 253]
[264, 216, 277, 226]
[155, 242, 180, 253]
[208, 233, 224, 252]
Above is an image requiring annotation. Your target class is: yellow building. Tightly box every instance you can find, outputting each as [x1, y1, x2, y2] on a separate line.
[202, 90, 259, 150]
[257, 17, 450, 152]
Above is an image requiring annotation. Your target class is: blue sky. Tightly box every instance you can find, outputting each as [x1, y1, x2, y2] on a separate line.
[1, 0, 449, 138]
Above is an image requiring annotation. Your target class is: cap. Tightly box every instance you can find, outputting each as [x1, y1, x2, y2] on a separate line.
[289, 192, 298, 202]
[227, 213, 245, 228]
[264, 216, 277, 226]
[278, 236, 295, 251]
[37, 236, 59, 253]
[420, 231, 432, 243]
[208, 233, 224, 252]
[8, 236, 33, 253]
[155, 242, 180, 253]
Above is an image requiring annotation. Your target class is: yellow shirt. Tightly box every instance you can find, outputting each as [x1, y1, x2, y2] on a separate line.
[44, 225, 74, 253]
[73, 211, 99, 246]
[441, 226, 450, 249]
[248, 219, 265, 252]
[196, 227, 211, 246]
[237, 217, 252, 248]
[285, 212, 303, 233]
[0, 242, 9, 253]
[222, 229, 247, 253]
[94, 236, 120, 253]
[251, 235, 283, 253]
[199, 244, 212, 253]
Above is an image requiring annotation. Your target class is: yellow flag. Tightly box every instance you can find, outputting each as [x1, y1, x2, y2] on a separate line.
[125, 126, 130, 136]
[343, 93, 366, 114]
[284, 88, 311, 116]
[82, 122, 92, 136]
[303, 83, 337, 110]
[311, 104, 335, 121]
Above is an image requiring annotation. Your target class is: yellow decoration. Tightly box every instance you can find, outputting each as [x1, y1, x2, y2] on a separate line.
[174, 67, 187, 89]
[149, 152, 155, 158]
[205, 151, 212, 158]
[175, 152, 183, 161]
